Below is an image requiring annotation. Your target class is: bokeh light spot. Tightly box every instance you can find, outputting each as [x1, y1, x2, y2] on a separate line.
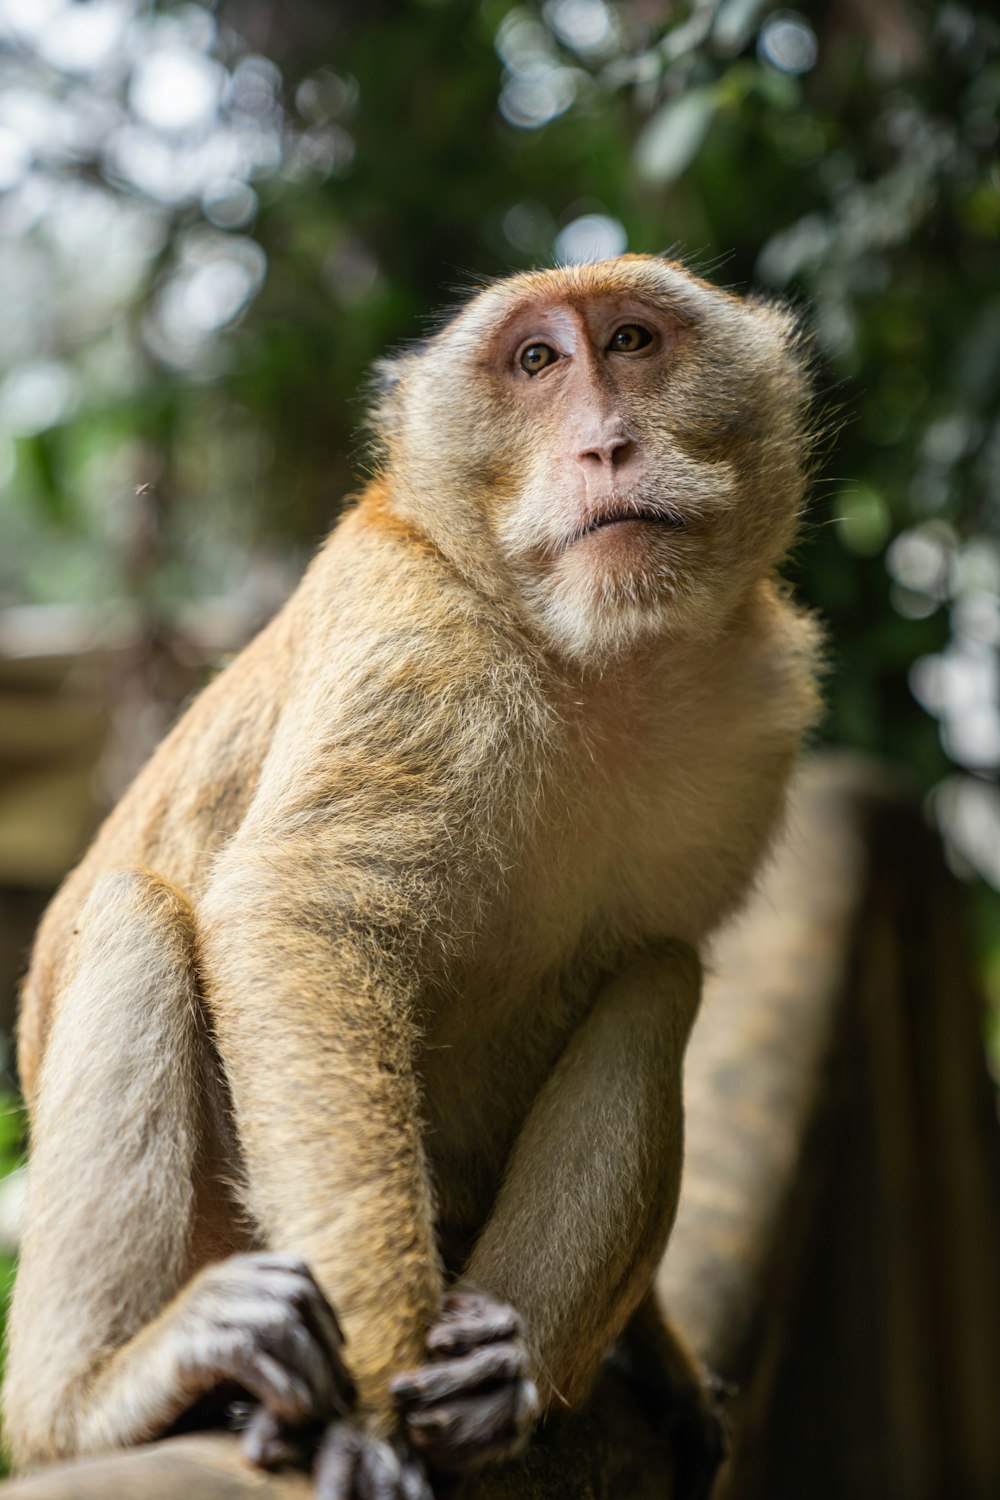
[759, 12, 818, 74]
[554, 213, 627, 265]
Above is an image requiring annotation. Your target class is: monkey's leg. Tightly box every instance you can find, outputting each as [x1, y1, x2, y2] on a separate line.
[3, 871, 351, 1468]
[393, 942, 722, 1496]
[612, 1291, 728, 1500]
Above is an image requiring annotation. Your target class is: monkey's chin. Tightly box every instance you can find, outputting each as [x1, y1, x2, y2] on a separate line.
[529, 552, 693, 664]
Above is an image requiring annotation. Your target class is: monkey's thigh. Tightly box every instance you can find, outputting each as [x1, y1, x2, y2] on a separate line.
[7, 870, 245, 1416]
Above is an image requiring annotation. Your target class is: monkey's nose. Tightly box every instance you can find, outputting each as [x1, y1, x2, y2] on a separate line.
[578, 430, 635, 469]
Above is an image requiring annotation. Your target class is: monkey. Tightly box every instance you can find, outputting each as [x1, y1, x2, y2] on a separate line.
[3, 255, 821, 1500]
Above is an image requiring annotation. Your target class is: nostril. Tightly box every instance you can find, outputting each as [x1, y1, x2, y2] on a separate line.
[579, 434, 635, 468]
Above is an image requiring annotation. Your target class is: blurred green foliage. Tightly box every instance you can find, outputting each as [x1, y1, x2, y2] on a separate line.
[0, 0, 997, 1018]
[0, 1090, 25, 1381]
[0, 1093, 24, 1172]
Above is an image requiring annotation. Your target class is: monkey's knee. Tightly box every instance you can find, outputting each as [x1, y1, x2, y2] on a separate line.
[641, 938, 703, 1040]
[47, 868, 201, 1060]
[72, 868, 196, 975]
[602, 939, 703, 1056]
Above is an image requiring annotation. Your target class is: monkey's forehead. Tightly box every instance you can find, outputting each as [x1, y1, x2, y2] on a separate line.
[435, 256, 737, 343]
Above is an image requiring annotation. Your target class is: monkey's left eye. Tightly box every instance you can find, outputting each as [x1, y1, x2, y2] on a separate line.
[608, 324, 653, 353]
[519, 343, 558, 375]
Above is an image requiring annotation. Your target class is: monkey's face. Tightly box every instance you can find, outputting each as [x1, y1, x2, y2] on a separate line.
[375, 257, 810, 662]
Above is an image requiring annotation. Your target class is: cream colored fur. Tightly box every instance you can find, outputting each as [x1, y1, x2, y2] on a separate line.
[5, 256, 821, 1480]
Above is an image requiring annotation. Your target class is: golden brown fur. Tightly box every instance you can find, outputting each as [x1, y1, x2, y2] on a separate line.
[5, 256, 820, 1497]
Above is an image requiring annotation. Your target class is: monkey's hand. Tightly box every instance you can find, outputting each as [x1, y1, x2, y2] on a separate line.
[176, 1253, 354, 1438]
[388, 1289, 540, 1473]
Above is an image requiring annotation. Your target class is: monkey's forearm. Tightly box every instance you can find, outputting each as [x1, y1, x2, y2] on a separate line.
[199, 854, 443, 1417]
[464, 943, 701, 1410]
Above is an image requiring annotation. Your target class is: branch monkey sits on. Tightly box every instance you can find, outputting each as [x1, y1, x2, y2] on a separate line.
[5, 255, 821, 1500]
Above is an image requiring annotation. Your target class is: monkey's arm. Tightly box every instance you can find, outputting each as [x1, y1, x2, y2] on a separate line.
[198, 837, 443, 1425]
[462, 942, 700, 1410]
[3, 872, 355, 1469]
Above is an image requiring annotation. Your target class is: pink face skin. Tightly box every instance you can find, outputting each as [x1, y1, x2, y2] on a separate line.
[490, 296, 691, 558]
[477, 293, 706, 661]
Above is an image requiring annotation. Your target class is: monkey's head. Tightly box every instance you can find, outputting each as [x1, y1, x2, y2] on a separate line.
[370, 256, 811, 662]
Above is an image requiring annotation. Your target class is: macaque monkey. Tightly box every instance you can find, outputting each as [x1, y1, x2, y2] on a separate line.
[4, 256, 820, 1500]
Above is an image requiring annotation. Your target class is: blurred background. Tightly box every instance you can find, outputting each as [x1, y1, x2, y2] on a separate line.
[0, 0, 997, 1286]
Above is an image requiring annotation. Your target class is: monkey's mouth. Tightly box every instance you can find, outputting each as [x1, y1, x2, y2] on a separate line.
[573, 505, 687, 544]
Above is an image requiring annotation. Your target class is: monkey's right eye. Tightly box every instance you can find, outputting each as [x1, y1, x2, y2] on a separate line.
[519, 343, 558, 375]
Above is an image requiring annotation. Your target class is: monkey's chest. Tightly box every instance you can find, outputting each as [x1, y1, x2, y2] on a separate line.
[553, 714, 781, 949]
[418, 718, 776, 1256]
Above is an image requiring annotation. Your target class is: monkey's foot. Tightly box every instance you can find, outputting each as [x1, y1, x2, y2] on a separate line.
[663, 1373, 729, 1500]
[313, 1422, 433, 1500]
[389, 1289, 539, 1473]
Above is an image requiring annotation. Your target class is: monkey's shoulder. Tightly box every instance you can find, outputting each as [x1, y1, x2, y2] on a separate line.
[21, 617, 292, 1063]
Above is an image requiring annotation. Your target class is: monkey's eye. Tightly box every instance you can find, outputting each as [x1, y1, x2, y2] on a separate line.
[519, 343, 558, 375]
[608, 324, 653, 354]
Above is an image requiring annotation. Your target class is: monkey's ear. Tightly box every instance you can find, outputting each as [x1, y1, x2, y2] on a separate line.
[366, 355, 410, 449]
[371, 357, 405, 396]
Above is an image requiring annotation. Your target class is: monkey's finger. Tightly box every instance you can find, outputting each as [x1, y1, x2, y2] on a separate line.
[426, 1294, 521, 1356]
[207, 1275, 353, 1419]
[439, 1287, 521, 1328]
[224, 1346, 315, 1426]
[390, 1343, 525, 1407]
[263, 1312, 354, 1416]
[404, 1379, 538, 1471]
[355, 1439, 429, 1500]
[253, 1263, 352, 1369]
[237, 1255, 348, 1353]
[288, 1283, 354, 1384]
[398, 1458, 434, 1500]
[313, 1423, 362, 1500]
[224, 1261, 352, 1383]
[240, 1406, 293, 1469]
[210, 1303, 339, 1421]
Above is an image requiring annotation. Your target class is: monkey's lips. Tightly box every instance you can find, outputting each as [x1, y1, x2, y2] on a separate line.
[570, 504, 687, 547]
